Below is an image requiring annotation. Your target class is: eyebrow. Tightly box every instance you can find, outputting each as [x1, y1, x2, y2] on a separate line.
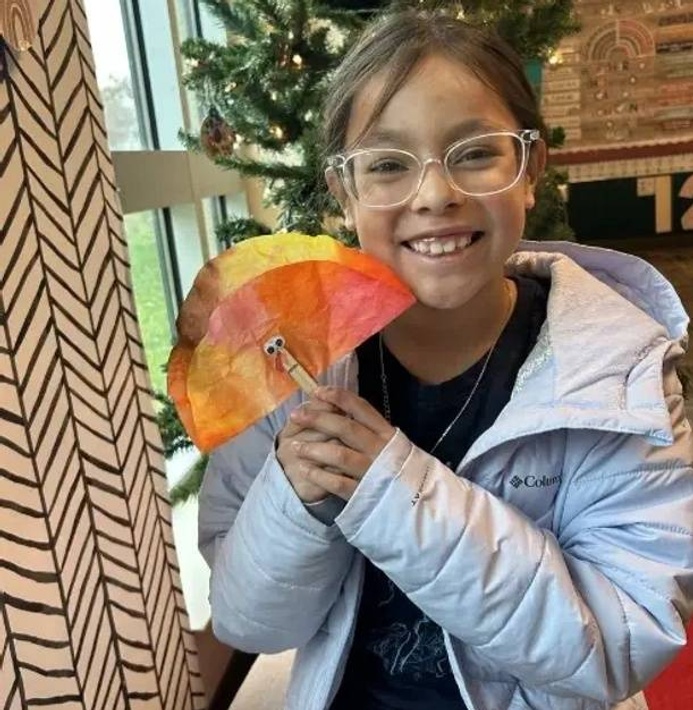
[353, 118, 506, 150]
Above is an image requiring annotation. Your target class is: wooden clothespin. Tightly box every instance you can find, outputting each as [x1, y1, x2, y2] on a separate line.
[263, 335, 318, 395]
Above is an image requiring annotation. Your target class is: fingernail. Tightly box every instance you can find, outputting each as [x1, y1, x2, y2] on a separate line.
[291, 441, 302, 452]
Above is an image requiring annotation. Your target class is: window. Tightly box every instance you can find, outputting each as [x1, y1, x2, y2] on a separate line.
[123, 212, 175, 395]
[134, 0, 186, 150]
[84, 0, 145, 150]
[87, 0, 251, 629]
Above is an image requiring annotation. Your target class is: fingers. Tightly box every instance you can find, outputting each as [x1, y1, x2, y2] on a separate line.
[279, 398, 340, 441]
[290, 409, 368, 452]
[289, 393, 395, 457]
[277, 399, 349, 503]
[314, 386, 392, 435]
[277, 393, 386, 504]
[301, 464, 358, 501]
[291, 440, 371, 478]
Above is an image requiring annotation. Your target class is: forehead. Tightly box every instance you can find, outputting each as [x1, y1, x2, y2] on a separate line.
[346, 54, 519, 148]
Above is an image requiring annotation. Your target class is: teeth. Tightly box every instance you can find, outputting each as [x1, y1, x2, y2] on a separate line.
[408, 235, 473, 256]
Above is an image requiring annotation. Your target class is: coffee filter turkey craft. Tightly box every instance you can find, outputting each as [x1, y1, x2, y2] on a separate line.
[168, 233, 415, 452]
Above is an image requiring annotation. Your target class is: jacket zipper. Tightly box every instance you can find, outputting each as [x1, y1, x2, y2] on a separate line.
[444, 631, 478, 710]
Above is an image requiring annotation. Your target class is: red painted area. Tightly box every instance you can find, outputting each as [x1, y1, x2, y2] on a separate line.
[644, 623, 693, 710]
[550, 140, 693, 166]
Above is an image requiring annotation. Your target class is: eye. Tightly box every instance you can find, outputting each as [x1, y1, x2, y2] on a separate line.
[348, 150, 415, 177]
[366, 157, 410, 174]
[449, 144, 498, 166]
[263, 336, 284, 355]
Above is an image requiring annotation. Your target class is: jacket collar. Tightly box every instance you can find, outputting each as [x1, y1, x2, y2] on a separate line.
[336, 243, 687, 463]
[460, 242, 687, 462]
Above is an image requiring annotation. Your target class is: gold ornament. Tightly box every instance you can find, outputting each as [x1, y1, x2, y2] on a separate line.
[0, 0, 44, 52]
[200, 106, 236, 159]
[270, 125, 285, 141]
[291, 53, 303, 68]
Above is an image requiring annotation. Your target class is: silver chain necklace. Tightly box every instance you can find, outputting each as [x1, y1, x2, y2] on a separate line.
[378, 282, 515, 458]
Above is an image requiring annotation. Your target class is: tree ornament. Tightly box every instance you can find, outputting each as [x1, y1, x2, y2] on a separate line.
[200, 106, 236, 159]
[270, 125, 285, 141]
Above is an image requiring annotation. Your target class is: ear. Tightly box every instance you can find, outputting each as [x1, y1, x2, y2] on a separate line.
[325, 167, 356, 230]
[524, 139, 548, 210]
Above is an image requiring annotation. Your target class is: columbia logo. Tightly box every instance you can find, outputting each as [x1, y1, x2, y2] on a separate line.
[509, 474, 562, 489]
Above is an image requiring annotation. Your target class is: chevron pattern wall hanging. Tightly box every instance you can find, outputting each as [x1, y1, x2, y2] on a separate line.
[0, 1, 206, 707]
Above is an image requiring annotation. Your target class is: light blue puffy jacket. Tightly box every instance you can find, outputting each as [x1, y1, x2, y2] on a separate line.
[198, 242, 693, 709]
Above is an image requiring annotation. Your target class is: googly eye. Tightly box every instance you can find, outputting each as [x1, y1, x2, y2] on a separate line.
[264, 335, 285, 355]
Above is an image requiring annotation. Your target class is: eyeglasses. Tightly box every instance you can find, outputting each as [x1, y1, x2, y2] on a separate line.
[327, 129, 541, 209]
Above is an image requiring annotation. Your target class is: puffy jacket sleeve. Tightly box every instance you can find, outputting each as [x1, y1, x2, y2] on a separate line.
[198, 392, 355, 654]
[334, 350, 693, 704]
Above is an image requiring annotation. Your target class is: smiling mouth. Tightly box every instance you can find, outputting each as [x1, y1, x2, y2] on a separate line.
[404, 232, 484, 256]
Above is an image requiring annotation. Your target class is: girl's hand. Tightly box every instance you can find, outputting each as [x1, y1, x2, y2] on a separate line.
[288, 386, 396, 501]
[277, 399, 341, 503]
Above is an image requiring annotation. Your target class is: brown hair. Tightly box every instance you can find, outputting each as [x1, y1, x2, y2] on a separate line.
[322, 8, 548, 157]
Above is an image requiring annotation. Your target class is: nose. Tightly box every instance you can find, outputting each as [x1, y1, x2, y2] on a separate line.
[409, 159, 465, 213]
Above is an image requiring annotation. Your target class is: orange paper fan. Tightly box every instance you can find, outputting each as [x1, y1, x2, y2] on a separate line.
[167, 233, 415, 452]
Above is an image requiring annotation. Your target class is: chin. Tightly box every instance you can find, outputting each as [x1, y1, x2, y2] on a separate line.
[412, 289, 470, 311]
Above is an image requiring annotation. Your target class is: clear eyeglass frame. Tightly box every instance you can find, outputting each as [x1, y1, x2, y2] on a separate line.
[327, 129, 542, 210]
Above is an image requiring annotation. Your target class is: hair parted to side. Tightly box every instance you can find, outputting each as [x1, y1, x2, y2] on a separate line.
[322, 7, 548, 158]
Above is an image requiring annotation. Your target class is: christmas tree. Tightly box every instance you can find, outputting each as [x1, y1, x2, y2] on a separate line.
[164, 0, 579, 503]
[180, 0, 578, 246]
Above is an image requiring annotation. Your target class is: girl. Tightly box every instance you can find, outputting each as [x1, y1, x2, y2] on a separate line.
[189, 8, 693, 710]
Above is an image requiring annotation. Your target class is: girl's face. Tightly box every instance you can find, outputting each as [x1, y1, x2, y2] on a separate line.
[330, 54, 545, 312]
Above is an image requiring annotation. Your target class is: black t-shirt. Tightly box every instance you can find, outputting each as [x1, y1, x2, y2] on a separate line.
[330, 276, 549, 710]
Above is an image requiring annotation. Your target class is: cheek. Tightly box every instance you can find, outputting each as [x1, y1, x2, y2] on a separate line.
[353, 210, 398, 254]
[482, 193, 528, 249]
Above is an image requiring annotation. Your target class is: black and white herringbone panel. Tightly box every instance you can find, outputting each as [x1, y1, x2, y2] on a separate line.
[0, 1, 205, 707]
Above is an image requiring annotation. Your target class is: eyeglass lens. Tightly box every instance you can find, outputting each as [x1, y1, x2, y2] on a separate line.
[345, 132, 526, 208]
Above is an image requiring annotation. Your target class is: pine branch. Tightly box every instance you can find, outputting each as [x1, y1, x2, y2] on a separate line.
[154, 392, 195, 458]
[201, 0, 263, 39]
[525, 167, 573, 242]
[255, 0, 288, 26]
[216, 217, 273, 248]
[168, 456, 209, 506]
[214, 154, 306, 180]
